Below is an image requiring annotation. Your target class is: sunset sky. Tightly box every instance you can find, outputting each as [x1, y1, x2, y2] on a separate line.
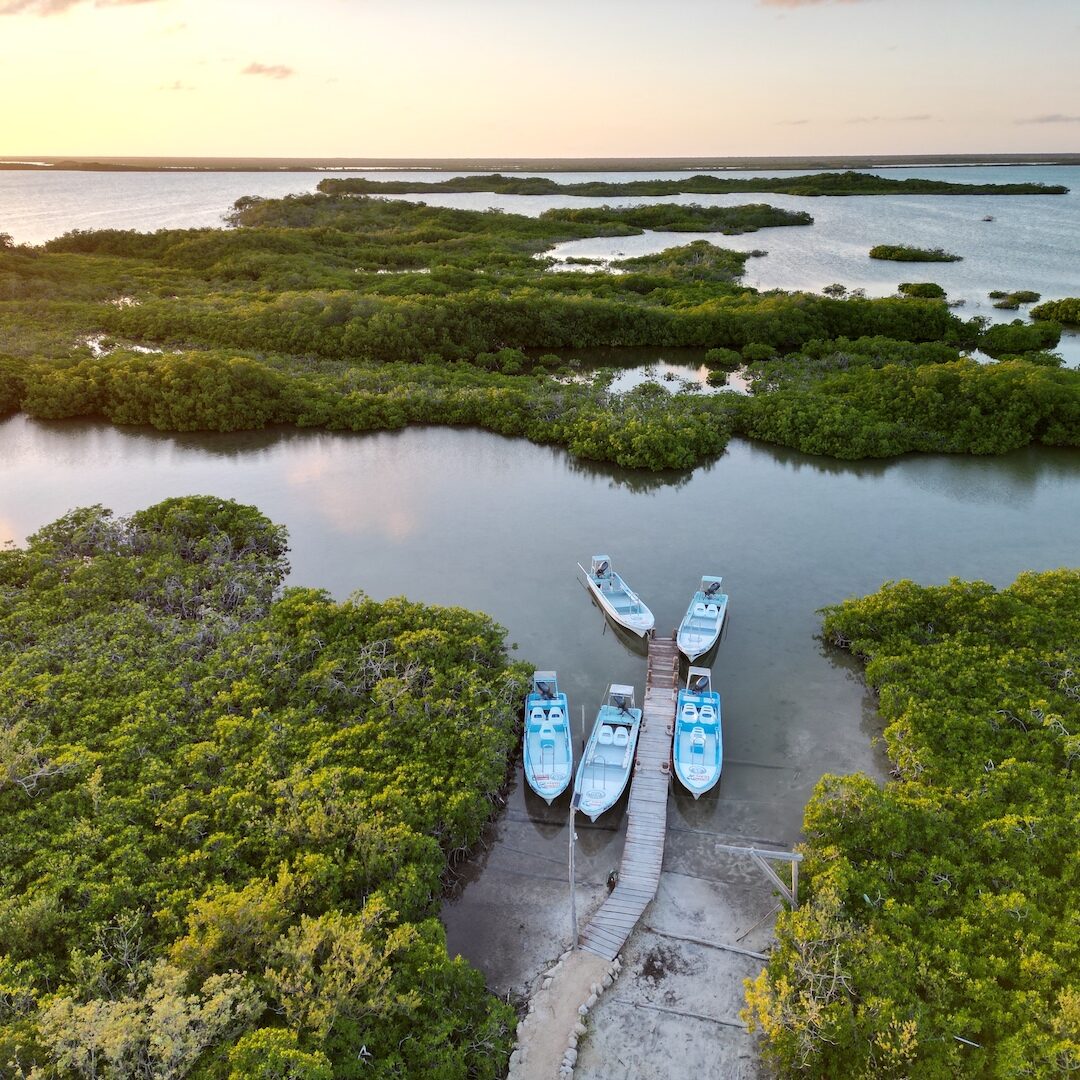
[2, 0, 1078, 158]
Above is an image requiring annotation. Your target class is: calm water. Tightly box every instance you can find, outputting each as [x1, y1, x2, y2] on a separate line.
[2, 165, 1077, 365]
[2, 415, 1078, 989]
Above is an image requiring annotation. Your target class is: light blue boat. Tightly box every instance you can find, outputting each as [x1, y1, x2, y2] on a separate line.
[673, 666, 723, 798]
[579, 555, 655, 638]
[676, 575, 728, 661]
[573, 683, 642, 821]
[523, 671, 574, 804]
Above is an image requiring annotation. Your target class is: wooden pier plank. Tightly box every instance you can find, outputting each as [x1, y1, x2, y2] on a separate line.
[579, 633, 680, 960]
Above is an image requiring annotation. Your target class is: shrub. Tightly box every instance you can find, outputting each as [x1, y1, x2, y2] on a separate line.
[898, 282, 946, 299]
[1031, 297, 1080, 326]
[869, 245, 962, 262]
[979, 318, 1061, 357]
[704, 347, 743, 371]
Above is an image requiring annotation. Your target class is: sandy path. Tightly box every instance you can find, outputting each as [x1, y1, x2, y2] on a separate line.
[510, 949, 615, 1080]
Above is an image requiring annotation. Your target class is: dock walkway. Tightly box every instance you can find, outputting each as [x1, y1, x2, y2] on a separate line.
[579, 635, 677, 960]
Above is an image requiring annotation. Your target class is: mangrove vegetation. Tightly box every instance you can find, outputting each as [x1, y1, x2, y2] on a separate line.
[0, 496, 528, 1078]
[869, 245, 963, 263]
[317, 171, 1069, 198]
[0, 191, 1076, 471]
[538, 203, 812, 234]
[989, 289, 1041, 310]
[897, 282, 947, 299]
[746, 569, 1080, 1078]
[1032, 297, 1080, 326]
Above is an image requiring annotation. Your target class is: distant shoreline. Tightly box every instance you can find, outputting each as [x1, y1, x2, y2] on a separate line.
[2, 153, 1080, 173]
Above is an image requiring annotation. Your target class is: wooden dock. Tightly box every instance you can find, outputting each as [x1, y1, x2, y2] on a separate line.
[579, 635, 677, 961]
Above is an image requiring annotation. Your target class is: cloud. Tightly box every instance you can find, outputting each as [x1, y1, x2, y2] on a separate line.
[1016, 113, 1080, 124]
[846, 113, 932, 124]
[1, 0, 157, 14]
[242, 62, 295, 80]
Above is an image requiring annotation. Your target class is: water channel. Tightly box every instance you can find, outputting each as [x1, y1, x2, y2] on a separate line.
[3, 414, 1077, 992]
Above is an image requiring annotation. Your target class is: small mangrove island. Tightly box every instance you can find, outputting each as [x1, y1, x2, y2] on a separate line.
[1032, 297, 1080, 325]
[869, 244, 963, 262]
[538, 202, 812, 233]
[317, 170, 1069, 198]
[898, 282, 947, 298]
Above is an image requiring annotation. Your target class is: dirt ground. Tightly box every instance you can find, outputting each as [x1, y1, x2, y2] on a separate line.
[573, 849, 776, 1080]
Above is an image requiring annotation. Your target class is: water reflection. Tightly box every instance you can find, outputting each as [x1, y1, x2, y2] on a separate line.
[567, 453, 698, 494]
[749, 438, 895, 479]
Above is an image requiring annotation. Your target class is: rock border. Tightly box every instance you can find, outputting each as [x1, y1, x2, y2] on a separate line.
[507, 950, 622, 1079]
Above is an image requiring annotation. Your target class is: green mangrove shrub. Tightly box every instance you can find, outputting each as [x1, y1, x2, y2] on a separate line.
[0, 497, 527, 1077]
[869, 245, 962, 263]
[746, 570, 1080, 1078]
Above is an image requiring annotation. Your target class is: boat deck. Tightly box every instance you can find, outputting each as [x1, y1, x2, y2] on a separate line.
[579, 635, 676, 961]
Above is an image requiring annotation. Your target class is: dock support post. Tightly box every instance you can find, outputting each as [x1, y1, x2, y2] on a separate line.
[569, 793, 581, 949]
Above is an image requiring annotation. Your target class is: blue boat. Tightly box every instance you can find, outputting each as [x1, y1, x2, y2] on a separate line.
[523, 671, 574, 804]
[673, 666, 723, 798]
[572, 683, 642, 821]
[676, 575, 728, 661]
[579, 555, 655, 638]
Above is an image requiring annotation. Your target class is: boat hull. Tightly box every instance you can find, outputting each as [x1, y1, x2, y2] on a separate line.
[573, 706, 642, 820]
[673, 689, 723, 798]
[523, 689, 574, 803]
[583, 573, 654, 637]
[676, 593, 728, 661]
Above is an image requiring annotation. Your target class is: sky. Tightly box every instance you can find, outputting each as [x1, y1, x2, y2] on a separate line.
[1, 0, 1079, 158]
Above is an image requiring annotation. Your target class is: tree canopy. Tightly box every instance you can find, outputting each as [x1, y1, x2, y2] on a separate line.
[745, 570, 1080, 1078]
[0, 497, 527, 1078]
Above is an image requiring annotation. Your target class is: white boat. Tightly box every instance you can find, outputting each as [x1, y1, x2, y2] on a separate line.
[673, 666, 722, 798]
[572, 684, 642, 821]
[676, 575, 728, 661]
[523, 671, 573, 804]
[578, 555, 655, 638]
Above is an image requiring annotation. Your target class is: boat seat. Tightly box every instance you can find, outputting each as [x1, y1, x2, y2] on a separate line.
[539, 723, 556, 749]
[693, 602, 708, 617]
[706, 603, 719, 618]
[548, 706, 565, 729]
[698, 704, 717, 725]
[612, 727, 629, 747]
[681, 702, 699, 723]
[598, 725, 615, 745]
[530, 707, 546, 723]
[690, 726, 707, 753]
